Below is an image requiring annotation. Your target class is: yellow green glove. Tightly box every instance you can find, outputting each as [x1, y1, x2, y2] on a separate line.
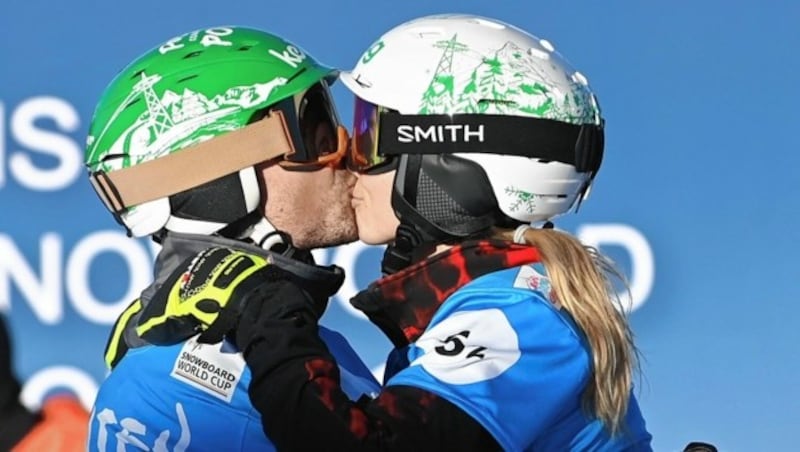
[136, 247, 272, 345]
[103, 298, 143, 369]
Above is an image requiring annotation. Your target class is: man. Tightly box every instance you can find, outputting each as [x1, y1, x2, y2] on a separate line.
[0, 315, 88, 451]
[84, 26, 379, 451]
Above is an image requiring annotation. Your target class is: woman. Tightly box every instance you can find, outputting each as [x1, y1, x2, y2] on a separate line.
[156, 14, 653, 451]
[342, 15, 650, 450]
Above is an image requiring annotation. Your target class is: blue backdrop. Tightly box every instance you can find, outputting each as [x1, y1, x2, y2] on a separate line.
[1, 1, 798, 450]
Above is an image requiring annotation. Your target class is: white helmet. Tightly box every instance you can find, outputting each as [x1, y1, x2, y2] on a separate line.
[341, 14, 604, 245]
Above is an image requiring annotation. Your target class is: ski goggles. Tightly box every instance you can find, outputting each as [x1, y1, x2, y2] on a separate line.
[274, 81, 347, 171]
[347, 95, 605, 176]
[89, 81, 347, 216]
[348, 96, 394, 174]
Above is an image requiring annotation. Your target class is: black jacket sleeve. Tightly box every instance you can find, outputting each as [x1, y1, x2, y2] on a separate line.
[241, 313, 500, 451]
[0, 316, 40, 450]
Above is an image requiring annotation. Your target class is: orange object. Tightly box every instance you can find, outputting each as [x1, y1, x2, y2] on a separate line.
[12, 396, 90, 452]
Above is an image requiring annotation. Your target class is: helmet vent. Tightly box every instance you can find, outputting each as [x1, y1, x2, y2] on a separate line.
[237, 45, 253, 51]
[183, 51, 203, 59]
[100, 153, 125, 163]
[572, 71, 590, 86]
[177, 75, 198, 83]
[528, 47, 551, 60]
[406, 26, 443, 38]
[469, 18, 506, 30]
[539, 39, 555, 52]
[478, 98, 517, 108]
[123, 98, 141, 110]
[130, 69, 145, 80]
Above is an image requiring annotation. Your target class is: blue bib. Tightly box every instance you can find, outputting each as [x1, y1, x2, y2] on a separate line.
[387, 265, 652, 451]
[88, 326, 379, 452]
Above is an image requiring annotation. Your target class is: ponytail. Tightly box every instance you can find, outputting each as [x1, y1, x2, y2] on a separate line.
[496, 227, 637, 434]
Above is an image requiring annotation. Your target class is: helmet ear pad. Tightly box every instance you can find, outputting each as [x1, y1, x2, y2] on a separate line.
[392, 153, 500, 240]
[166, 167, 262, 234]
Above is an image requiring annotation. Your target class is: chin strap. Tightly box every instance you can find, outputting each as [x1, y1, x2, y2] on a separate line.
[382, 161, 494, 275]
[248, 216, 313, 262]
[219, 211, 285, 249]
[217, 211, 310, 260]
[381, 223, 436, 275]
[248, 216, 286, 250]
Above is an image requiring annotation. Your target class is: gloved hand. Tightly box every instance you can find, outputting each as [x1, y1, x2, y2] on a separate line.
[136, 247, 274, 345]
[135, 246, 343, 346]
[232, 273, 330, 357]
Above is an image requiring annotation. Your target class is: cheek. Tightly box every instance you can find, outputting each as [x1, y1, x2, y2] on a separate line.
[355, 206, 388, 245]
[376, 174, 397, 224]
[376, 191, 397, 227]
[313, 171, 343, 205]
[355, 173, 399, 244]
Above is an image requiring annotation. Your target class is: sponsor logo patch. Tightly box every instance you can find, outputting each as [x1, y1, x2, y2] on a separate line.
[170, 336, 245, 402]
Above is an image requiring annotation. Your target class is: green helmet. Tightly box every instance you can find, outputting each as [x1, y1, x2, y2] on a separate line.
[85, 26, 342, 240]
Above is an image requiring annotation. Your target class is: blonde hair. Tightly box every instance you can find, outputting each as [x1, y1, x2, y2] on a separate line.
[496, 226, 637, 435]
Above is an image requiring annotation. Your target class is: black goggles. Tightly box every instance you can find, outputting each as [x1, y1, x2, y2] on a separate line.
[347, 95, 605, 176]
[274, 81, 347, 171]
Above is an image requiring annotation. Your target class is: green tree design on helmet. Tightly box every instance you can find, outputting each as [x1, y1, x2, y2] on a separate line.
[85, 26, 339, 238]
[340, 15, 605, 274]
[341, 14, 604, 229]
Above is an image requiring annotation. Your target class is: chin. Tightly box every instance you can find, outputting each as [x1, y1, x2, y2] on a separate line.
[357, 229, 392, 246]
[294, 230, 357, 250]
[290, 216, 358, 250]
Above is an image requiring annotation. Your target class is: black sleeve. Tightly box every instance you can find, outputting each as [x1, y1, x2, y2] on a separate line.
[0, 316, 40, 450]
[243, 314, 501, 452]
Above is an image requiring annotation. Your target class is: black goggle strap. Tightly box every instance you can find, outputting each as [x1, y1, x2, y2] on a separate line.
[377, 113, 604, 177]
[573, 118, 605, 211]
[88, 109, 296, 215]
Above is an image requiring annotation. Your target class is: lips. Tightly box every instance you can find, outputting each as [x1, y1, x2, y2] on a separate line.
[351, 193, 364, 208]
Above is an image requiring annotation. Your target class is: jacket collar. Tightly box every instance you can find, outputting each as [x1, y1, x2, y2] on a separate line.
[351, 240, 541, 348]
[124, 232, 342, 349]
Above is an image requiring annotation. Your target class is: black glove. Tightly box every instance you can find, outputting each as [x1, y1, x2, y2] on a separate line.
[232, 274, 328, 357]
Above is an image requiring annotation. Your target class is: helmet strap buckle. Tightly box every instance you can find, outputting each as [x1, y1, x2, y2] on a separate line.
[381, 223, 431, 275]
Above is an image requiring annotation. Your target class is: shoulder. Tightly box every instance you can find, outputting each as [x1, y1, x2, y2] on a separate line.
[387, 266, 593, 450]
[105, 337, 250, 405]
[441, 263, 555, 308]
[404, 263, 592, 396]
[434, 264, 578, 340]
[90, 338, 268, 451]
